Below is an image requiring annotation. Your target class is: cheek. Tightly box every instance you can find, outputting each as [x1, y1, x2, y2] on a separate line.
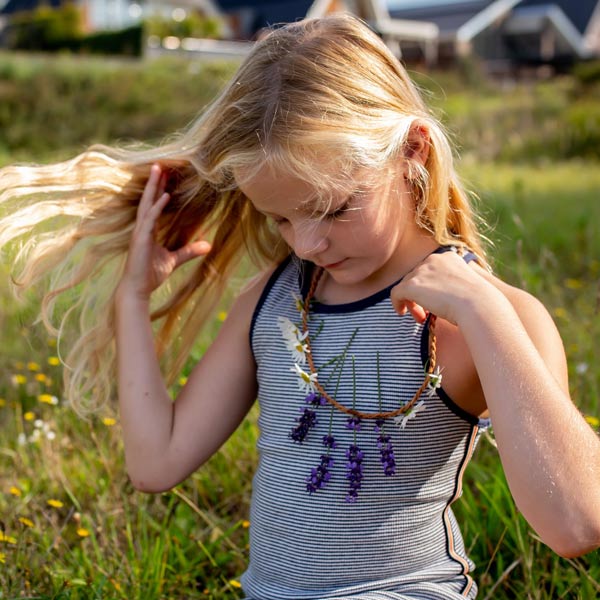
[276, 223, 296, 249]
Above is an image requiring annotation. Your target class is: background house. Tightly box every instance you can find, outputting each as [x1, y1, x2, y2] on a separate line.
[389, 0, 600, 69]
[1, 0, 598, 69]
[212, 0, 439, 62]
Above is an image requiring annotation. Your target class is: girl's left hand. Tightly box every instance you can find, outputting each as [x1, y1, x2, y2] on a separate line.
[390, 251, 497, 326]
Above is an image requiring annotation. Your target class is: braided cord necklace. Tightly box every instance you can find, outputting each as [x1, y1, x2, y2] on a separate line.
[301, 265, 439, 420]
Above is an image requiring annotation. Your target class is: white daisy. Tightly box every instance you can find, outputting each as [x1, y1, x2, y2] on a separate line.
[426, 366, 443, 395]
[286, 338, 310, 365]
[277, 316, 301, 341]
[291, 363, 318, 394]
[394, 400, 426, 429]
[292, 292, 305, 315]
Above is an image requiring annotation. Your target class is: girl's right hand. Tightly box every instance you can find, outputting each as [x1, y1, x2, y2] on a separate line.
[118, 164, 212, 301]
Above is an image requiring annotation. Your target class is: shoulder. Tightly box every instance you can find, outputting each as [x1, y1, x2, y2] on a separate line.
[471, 263, 569, 391]
[230, 263, 282, 320]
[228, 258, 294, 337]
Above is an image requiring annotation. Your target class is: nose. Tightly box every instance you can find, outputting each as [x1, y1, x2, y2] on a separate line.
[291, 220, 329, 260]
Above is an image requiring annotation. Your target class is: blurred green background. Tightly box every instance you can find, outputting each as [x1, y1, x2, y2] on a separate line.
[0, 52, 599, 598]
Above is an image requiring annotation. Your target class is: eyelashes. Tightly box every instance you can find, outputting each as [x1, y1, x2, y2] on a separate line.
[270, 193, 361, 225]
[323, 200, 351, 220]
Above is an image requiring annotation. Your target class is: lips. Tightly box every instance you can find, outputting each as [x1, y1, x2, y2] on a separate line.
[321, 259, 346, 269]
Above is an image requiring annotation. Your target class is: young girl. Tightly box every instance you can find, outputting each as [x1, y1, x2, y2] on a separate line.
[1, 14, 599, 599]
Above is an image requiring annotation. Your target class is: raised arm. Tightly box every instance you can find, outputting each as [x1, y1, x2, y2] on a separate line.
[392, 251, 600, 558]
[115, 165, 260, 492]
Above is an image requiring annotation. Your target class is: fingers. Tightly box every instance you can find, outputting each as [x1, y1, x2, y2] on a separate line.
[173, 240, 212, 269]
[393, 299, 428, 323]
[135, 165, 172, 237]
[137, 164, 163, 222]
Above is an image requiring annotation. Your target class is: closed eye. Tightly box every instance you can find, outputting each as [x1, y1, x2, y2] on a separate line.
[324, 196, 357, 221]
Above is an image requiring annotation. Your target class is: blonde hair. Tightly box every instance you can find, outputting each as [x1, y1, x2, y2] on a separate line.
[0, 14, 486, 413]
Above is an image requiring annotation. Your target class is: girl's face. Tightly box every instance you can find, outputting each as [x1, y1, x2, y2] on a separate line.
[237, 162, 437, 294]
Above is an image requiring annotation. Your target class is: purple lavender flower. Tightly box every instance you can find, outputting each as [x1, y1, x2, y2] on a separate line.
[345, 415, 362, 432]
[373, 418, 385, 433]
[344, 444, 364, 502]
[306, 454, 334, 494]
[305, 392, 326, 406]
[290, 407, 317, 443]
[322, 434, 337, 449]
[377, 433, 396, 476]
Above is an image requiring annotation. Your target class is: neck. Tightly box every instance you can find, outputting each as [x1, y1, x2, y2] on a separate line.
[315, 236, 439, 305]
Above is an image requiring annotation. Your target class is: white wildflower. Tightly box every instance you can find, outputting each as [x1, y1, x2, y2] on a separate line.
[286, 338, 310, 365]
[292, 292, 305, 314]
[291, 363, 318, 394]
[394, 400, 426, 430]
[576, 362, 588, 375]
[426, 366, 443, 395]
[277, 316, 301, 341]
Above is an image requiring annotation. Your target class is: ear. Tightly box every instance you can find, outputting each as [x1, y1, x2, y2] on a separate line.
[404, 122, 430, 167]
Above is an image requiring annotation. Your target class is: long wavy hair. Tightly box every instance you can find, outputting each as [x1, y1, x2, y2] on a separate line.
[0, 14, 486, 413]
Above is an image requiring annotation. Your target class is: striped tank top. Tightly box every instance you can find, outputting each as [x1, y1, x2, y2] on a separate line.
[242, 254, 489, 600]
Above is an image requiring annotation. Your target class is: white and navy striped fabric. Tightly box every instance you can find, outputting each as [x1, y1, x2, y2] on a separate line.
[242, 254, 489, 600]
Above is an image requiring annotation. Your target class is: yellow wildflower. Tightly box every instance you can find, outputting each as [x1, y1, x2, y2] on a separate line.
[0, 398, 5, 407]
[24, 412, 35, 421]
[0, 552, 5, 564]
[553, 307, 567, 319]
[35, 374, 47, 383]
[18, 517, 34, 528]
[229, 580, 242, 589]
[38, 394, 59, 405]
[585, 415, 600, 428]
[48, 356, 60, 366]
[565, 278, 583, 290]
[9, 486, 22, 497]
[11, 374, 27, 386]
[47, 499, 63, 508]
[217, 311, 228, 322]
[102, 417, 116, 427]
[0, 532, 17, 545]
[178, 376, 188, 386]
[241, 520, 250, 528]
[76, 528, 90, 538]
[27, 362, 40, 372]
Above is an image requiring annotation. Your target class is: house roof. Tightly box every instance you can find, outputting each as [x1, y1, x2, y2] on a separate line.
[390, 0, 600, 38]
[504, 3, 592, 57]
[519, 0, 599, 35]
[1, 0, 61, 15]
[389, 0, 493, 35]
[214, 0, 314, 28]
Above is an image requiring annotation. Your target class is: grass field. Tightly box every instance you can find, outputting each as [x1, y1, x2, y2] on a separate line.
[0, 54, 599, 599]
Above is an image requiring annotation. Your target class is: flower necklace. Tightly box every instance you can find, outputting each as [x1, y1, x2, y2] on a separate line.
[281, 264, 444, 502]
[301, 266, 441, 419]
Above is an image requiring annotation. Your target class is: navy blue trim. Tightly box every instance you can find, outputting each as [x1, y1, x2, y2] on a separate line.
[299, 259, 314, 300]
[249, 255, 292, 351]
[310, 282, 398, 314]
[420, 317, 479, 427]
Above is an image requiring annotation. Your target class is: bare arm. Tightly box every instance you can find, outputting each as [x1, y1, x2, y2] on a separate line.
[116, 280, 261, 492]
[115, 164, 261, 492]
[392, 251, 600, 557]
